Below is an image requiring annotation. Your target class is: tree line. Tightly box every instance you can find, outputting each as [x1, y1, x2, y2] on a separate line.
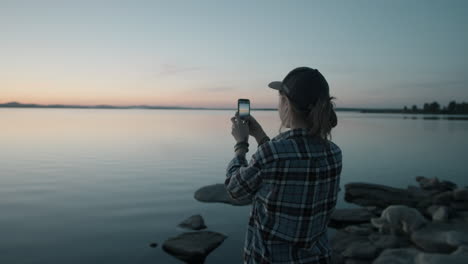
[403, 101, 468, 114]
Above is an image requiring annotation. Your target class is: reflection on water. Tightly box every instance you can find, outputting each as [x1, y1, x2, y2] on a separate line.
[1, 109, 468, 264]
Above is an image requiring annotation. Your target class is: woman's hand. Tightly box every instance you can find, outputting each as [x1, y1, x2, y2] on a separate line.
[245, 115, 267, 143]
[231, 112, 249, 143]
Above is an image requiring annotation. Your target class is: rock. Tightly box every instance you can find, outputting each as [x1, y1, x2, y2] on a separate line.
[453, 188, 468, 201]
[415, 245, 468, 264]
[416, 176, 457, 192]
[371, 205, 428, 235]
[342, 241, 379, 259]
[374, 246, 468, 264]
[178, 214, 207, 230]
[453, 211, 468, 222]
[194, 184, 251, 206]
[416, 197, 433, 209]
[344, 259, 372, 264]
[149, 242, 158, 248]
[453, 245, 468, 255]
[344, 224, 375, 236]
[162, 231, 227, 264]
[416, 176, 440, 190]
[440, 180, 457, 190]
[432, 206, 449, 222]
[368, 233, 411, 249]
[344, 183, 428, 208]
[329, 208, 375, 229]
[330, 230, 368, 262]
[427, 205, 441, 216]
[373, 247, 420, 264]
[365, 206, 383, 216]
[432, 191, 453, 205]
[410, 221, 468, 253]
[450, 201, 468, 211]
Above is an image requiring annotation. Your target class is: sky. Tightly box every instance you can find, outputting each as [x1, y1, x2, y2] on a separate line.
[1, 0, 467, 108]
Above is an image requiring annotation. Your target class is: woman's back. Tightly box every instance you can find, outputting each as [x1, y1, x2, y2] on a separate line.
[226, 128, 342, 263]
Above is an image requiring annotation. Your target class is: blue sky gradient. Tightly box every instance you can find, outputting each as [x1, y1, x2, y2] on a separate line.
[1, 0, 467, 108]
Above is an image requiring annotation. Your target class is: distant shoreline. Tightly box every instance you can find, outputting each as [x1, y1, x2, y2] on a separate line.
[1, 102, 468, 117]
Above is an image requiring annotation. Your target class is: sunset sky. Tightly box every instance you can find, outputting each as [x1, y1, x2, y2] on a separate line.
[1, 0, 467, 108]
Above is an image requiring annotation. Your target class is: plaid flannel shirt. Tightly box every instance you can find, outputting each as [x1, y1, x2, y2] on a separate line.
[225, 128, 342, 264]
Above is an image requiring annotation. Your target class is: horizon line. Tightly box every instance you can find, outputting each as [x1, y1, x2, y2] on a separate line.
[0, 101, 405, 112]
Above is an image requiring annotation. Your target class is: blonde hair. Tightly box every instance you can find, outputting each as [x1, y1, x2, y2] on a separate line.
[279, 91, 338, 140]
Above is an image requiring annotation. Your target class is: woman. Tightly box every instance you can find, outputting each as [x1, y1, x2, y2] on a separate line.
[226, 67, 342, 264]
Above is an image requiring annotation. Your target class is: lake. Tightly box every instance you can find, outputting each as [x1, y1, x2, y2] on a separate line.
[1, 109, 467, 264]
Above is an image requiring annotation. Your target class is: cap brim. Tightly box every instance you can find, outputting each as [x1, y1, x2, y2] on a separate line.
[268, 81, 282, 90]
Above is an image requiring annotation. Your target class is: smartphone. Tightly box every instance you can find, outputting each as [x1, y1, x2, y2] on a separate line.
[238, 99, 250, 119]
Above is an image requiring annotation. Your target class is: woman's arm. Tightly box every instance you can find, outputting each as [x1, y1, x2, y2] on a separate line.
[225, 151, 263, 201]
[226, 113, 268, 201]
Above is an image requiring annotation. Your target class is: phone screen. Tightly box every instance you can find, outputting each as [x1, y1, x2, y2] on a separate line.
[238, 100, 250, 118]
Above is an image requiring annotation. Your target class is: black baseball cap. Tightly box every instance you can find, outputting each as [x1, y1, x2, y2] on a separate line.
[268, 67, 330, 111]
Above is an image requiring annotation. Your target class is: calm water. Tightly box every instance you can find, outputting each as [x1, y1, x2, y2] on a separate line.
[1, 109, 468, 264]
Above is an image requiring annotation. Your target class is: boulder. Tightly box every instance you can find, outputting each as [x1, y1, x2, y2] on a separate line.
[374, 246, 468, 264]
[432, 191, 453, 205]
[453, 211, 468, 223]
[329, 208, 375, 229]
[450, 201, 468, 211]
[453, 188, 468, 201]
[373, 247, 420, 264]
[365, 206, 383, 216]
[194, 184, 251, 206]
[343, 259, 372, 264]
[162, 231, 227, 264]
[371, 205, 428, 235]
[330, 230, 369, 263]
[415, 245, 468, 264]
[427, 205, 440, 216]
[344, 183, 428, 208]
[416, 176, 457, 192]
[342, 241, 379, 259]
[178, 214, 207, 230]
[368, 233, 411, 249]
[410, 221, 468, 253]
[344, 224, 375, 236]
[432, 206, 449, 222]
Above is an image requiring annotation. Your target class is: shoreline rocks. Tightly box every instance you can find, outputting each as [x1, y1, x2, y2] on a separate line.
[194, 183, 251, 206]
[184, 176, 467, 264]
[331, 177, 468, 264]
[178, 214, 207, 230]
[162, 231, 227, 264]
[329, 208, 376, 229]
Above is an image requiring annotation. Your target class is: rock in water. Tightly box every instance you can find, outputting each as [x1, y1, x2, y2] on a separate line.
[194, 184, 251, 206]
[178, 214, 207, 230]
[162, 231, 227, 264]
[329, 208, 375, 228]
[344, 183, 427, 208]
[149, 242, 158, 248]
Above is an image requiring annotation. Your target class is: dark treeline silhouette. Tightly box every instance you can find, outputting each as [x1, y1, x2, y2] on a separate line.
[403, 101, 468, 114]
